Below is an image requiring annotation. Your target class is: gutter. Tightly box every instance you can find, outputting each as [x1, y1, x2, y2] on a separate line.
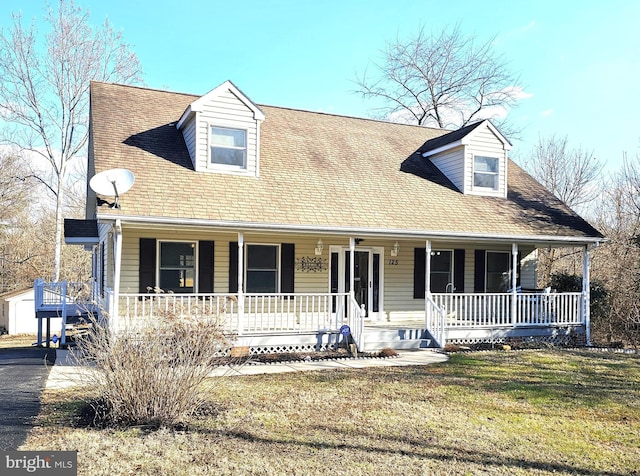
[96, 212, 604, 247]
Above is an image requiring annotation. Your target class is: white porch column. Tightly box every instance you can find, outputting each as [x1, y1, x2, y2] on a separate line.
[511, 243, 518, 326]
[349, 237, 355, 303]
[111, 220, 123, 335]
[425, 240, 432, 327]
[583, 245, 591, 346]
[237, 233, 244, 335]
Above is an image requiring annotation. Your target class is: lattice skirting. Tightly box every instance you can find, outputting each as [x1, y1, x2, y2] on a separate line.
[248, 342, 341, 355]
[447, 330, 587, 347]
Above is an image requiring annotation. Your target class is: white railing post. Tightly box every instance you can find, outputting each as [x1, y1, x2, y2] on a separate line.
[425, 240, 432, 329]
[511, 243, 518, 326]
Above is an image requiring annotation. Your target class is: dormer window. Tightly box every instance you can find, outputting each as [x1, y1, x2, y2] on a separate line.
[210, 126, 247, 169]
[473, 156, 499, 190]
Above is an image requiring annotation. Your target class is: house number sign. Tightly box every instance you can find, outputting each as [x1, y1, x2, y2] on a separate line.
[388, 259, 399, 266]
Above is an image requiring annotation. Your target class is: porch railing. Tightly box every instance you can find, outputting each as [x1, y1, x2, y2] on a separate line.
[116, 292, 361, 337]
[432, 292, 582, 328]
[426, 295, 446, 348]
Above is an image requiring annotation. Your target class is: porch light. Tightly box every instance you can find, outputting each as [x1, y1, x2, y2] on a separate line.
[391, 241, 399, 257]
[315, 239, 324, 255]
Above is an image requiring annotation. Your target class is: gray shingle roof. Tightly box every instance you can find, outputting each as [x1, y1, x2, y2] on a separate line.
[88, 81, 602, 243]
[64, 219, 98, 244]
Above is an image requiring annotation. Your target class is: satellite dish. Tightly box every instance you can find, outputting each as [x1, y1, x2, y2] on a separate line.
[89, 168, 135, 209]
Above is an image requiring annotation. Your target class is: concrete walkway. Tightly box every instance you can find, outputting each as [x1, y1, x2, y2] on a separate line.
[46, 349, 449, 389]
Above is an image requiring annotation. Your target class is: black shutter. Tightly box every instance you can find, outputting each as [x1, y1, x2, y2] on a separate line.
[331, 252, 339, 312]
[198, 241, 214, 293]
[517, 251, 522, 288]
[139, 238, 156, 293]
[474, 249, 486, 293]
[229, 242, 238, 293]
[413, 247, 426, 299]
[454, 249, 465, 293]
[280, 243, 295, 294]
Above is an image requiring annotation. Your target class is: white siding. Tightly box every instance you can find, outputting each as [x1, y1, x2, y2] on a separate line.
[520, 249, 538, 289]
[119, 230, 332, 295]
[97, 223, 113, 291]
[429, 146, 465, 191]
[465, 126, 508, 197]
[182, 114, 197, 168]
[193, 89, 260, 176]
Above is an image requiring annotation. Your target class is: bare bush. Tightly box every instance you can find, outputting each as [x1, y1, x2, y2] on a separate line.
[70, 306, 231, 428]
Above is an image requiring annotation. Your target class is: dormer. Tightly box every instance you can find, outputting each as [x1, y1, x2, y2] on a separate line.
[421, 120, 511, 198]
[176, 81, 265, 176]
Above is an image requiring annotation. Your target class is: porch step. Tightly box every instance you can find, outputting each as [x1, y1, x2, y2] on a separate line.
[362, 327, 435, 352]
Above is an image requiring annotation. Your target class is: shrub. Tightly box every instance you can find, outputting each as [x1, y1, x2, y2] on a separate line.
[70, 304, 231, 428]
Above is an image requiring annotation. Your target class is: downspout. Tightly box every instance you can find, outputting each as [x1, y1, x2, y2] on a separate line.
[237, 233, 244, 335]
[112, 219, 123, 334]
[511, 243, 518, 326]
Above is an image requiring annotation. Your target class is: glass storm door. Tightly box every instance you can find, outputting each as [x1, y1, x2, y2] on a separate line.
[330, 248, 382, 319]
[346, 251, 369, 314]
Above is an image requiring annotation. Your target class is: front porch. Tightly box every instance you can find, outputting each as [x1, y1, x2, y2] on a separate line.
[42, 285, 585, 352]
[33, 280, 586, 351]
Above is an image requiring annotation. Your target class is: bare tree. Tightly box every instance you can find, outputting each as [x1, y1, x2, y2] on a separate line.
[0, 152, 32, 223]
[523, 134, 602, 210]
[590, 159, 640, 347]
[355, 24, 523, 130]
[519, 134, 603, 285]
[0, 0, 142, 281]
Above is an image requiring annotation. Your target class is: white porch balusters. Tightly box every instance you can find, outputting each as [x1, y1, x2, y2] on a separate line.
[237, 233, 244, 335]
[583, 245, 591, 346]
[511, 243, 518, 326]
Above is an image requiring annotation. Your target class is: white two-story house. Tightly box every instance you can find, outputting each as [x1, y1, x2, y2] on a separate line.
[61, 80, 603, 352]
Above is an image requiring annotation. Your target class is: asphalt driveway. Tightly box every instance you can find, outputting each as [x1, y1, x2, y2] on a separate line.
[0, 347, 56, 450]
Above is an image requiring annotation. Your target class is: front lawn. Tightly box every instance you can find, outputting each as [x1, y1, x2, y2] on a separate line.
[24, 350, 640, 475]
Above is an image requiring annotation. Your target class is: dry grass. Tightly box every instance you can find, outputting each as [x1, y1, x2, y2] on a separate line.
[0, 333, 37, 348]
[24, 350, 640, 475]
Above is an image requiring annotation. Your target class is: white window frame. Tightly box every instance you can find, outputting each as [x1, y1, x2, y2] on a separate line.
[485, 250, 511, 292]
[473, 155, 500, 191]
[245, 243, 280, 293]
[157, 240, 197, 293]
[209, 125, 247, 171]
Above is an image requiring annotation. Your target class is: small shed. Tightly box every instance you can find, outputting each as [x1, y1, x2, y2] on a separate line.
[0, 288, 61, 335]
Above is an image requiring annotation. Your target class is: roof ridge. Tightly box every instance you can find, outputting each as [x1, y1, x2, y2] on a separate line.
[257, 103, 449, 131]
[90, 81, 449, 132]
[90, 81, 200, 100]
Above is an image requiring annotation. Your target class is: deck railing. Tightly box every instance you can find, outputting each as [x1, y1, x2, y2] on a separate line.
[116, 292, 359, 336]
[34, 279, 96, 310]
[432, 292, 582, 328]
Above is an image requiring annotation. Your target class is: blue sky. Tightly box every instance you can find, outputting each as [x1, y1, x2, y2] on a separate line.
[2, 0, 639, 171]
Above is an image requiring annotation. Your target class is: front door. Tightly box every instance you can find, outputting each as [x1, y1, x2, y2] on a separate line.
[346, 250, 369, 313]
[330, 247, 383, 319]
